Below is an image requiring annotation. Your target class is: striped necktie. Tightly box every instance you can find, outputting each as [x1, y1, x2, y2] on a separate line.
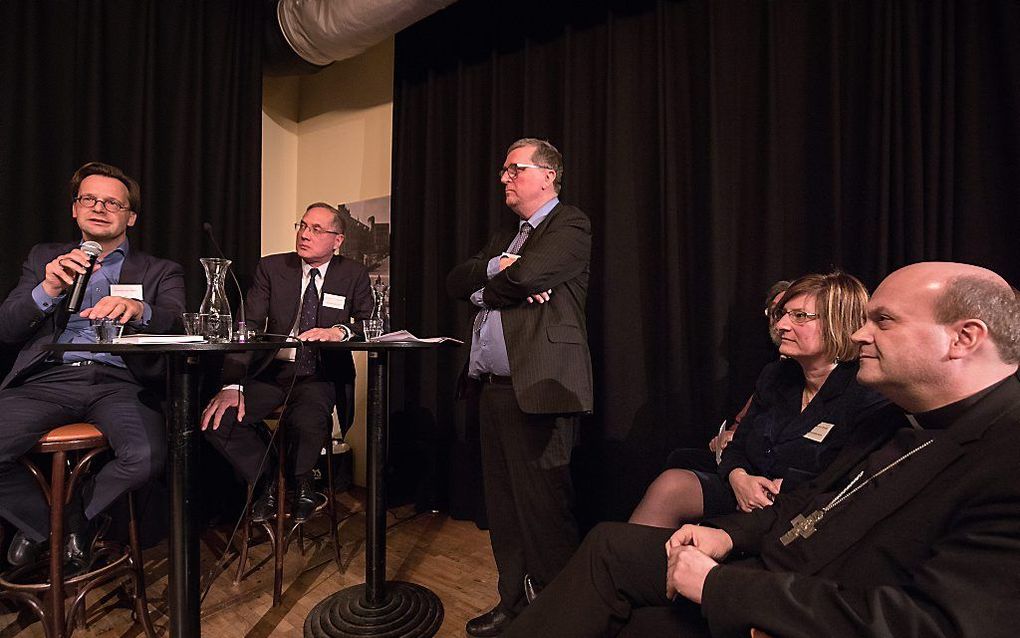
[474, 223, 532, 333]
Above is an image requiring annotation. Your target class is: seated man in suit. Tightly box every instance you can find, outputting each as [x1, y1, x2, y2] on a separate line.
[504, 261, 1020, 638]
[0, 161, 185, 568]
[201, 203, 373, 523]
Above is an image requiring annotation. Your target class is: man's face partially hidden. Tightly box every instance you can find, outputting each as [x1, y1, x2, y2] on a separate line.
[852, 268, 953, 400]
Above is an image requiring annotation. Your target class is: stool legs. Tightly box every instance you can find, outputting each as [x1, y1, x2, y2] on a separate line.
[48, 450, 67, 638]
[233, 485, 254, 585]
[230, 419, 347, 606]
[325, 440, 343, 570]
[127, 494, 157, 638]
[273, 421, 286, 607]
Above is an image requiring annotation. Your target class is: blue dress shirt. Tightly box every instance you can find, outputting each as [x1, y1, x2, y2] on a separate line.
[31, 240, 152, 366]
[468, 197, 558, 379]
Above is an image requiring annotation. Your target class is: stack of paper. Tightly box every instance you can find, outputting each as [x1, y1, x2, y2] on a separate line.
[369, 330, 463, 345]
[115, 335, 207, 344]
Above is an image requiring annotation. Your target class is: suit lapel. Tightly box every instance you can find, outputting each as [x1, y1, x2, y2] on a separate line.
[520, 202, 561, 248]
[774, 364, 854, 444]
[281, 253, 304, 329]
[118, 248, 146, 288]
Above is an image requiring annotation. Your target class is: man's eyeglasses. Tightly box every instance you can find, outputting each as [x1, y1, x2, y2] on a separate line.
[498, 163, 553, 180]
[774, 309, 819, 325]
[75, 194, 129, 213]
[294, 222, 342, 237]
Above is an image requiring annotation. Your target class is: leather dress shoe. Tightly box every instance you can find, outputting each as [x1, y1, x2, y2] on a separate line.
[466, 607, 515, 637]
[6, 531, 46, 568]
[64, 517, 103, 575]
[291, 478, 318, 523]
[251, 479, 278, 522]
[524, 573, 541, 604]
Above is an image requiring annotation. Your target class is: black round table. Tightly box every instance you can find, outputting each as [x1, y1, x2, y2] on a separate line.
[47, 338, 457, 638]
[302, 340, 454, 638]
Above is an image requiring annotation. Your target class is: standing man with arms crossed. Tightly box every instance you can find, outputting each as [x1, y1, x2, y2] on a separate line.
[448, 138, 593, 636]
[503, 261, 1020, 638]
[0, 161, 185, 568]
[201, 203, 373, 523]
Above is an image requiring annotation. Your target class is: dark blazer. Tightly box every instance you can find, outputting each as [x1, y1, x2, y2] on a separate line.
[447, 202, 593, 415]
[223, 252, 373, 386]
[718, 359, 889, 489]
[703, 376, 1020, 638]
[0, 242, 186, 389]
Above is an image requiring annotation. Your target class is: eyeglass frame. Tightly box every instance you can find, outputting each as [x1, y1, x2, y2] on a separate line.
[773, 308, 819, 325]
[74, 194, 130, 213]
[294, 221, 342, 237]
[498, 163, 554, 180]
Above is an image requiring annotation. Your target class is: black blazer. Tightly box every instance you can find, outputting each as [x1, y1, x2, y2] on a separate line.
[223, 252, 373, 386]
[703, 376, 1020, 637]
[718, 359, 889, 489]
[447, 202, 593, 415]
[0, 241, 186, 389]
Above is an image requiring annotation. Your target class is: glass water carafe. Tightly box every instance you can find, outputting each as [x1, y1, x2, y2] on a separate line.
[200, 258, 233, 342]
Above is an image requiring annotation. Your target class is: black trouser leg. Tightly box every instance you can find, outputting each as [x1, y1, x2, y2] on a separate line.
[504, 522, 709, 638]
[84, 367, 166, 519]
[0, 374, 82, 541]
[203, 379, 286, 484]
[479, 383, 580, 614]
[280, 379, 335, 480]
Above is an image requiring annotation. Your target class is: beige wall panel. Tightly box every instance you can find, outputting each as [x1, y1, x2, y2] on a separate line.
[261, 39, 395, 488]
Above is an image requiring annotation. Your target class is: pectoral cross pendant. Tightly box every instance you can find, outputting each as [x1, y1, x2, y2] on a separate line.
[780, 510, 824, 546]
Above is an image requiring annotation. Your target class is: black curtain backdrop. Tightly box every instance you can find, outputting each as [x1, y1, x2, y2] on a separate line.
[390, 0, 1020, 524]
[0, 1, 263, 313]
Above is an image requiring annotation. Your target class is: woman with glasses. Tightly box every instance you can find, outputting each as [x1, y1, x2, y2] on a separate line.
[630, 271, 889, 527]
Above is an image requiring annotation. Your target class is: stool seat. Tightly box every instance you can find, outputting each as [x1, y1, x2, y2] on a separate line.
[0, 422, 154, 638]
[35, 423, 106, 453]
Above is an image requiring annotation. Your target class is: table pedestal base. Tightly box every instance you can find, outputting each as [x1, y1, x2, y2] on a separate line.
[304, 581, 443, 637]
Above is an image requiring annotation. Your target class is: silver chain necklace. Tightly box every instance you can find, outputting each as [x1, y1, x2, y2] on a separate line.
[780, 438, 935, 546]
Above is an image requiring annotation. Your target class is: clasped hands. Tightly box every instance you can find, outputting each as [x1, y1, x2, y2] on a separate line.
[729, 469, 783, 512]
[44, 248, 144, 323]
[664, 525, 733, 604]
[497, 254, 552, 304]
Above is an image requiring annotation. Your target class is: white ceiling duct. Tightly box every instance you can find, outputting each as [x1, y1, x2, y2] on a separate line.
[276, 0, 456, 67]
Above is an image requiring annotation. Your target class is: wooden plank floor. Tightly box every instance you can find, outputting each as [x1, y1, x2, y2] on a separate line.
[0, 492, 499, 637]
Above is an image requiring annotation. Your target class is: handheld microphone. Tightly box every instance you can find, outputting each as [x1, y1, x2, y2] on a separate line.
[203, 222, 247, 331]
[66, 241, 103, 313]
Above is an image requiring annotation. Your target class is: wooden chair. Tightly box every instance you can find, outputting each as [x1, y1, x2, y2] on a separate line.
[232, 407, 346, 606]
[0, 423, 156, 638]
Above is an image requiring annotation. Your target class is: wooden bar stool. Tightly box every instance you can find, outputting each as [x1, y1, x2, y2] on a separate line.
[232, 407, 345, 606]
[0, 423, 156, 638]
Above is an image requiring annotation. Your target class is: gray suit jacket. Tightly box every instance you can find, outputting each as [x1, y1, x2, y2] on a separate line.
[0, 242, 186, 389]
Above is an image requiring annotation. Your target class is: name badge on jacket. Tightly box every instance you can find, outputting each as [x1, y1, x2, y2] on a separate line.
[110, 284, 144, 300]
[322, 293, 346, 310]
[803, 421, 835, 443]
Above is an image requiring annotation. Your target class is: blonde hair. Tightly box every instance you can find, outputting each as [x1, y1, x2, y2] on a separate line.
[776, 271, 869, 362]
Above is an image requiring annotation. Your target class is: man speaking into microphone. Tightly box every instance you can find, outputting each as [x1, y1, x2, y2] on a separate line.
[0, 161, 185, 569]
